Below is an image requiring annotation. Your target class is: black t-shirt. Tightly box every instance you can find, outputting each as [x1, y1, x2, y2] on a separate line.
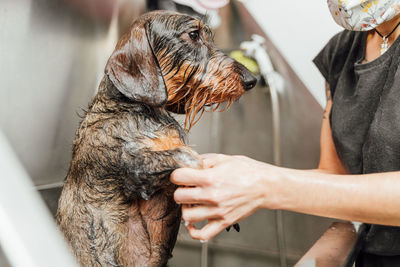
[314, 30, 400, 256]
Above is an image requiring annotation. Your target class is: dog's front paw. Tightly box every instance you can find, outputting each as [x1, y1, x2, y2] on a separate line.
[174, 147, 203, 169]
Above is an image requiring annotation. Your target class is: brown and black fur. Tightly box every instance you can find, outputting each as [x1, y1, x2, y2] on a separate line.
[56, 11, 256, 267]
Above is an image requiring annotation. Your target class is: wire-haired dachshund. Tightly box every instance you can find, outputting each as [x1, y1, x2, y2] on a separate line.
[56, 10, 256, 267]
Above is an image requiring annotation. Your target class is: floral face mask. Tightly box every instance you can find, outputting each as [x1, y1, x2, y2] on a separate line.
[328, 0, 400, 31]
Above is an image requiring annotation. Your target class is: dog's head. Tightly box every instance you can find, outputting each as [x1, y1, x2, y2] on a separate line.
[105, 11, 256, 129]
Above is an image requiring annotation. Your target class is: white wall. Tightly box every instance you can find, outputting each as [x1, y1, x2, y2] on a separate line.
[242, 0, 342, 107]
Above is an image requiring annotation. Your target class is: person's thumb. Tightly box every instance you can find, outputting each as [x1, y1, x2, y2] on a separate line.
[200, 153, 230, 168]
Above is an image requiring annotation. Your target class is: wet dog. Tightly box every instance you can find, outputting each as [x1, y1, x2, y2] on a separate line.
[56, 11, 256, 267]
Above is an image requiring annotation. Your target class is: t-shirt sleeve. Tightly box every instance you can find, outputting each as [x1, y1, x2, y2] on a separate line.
[313, 45, 332, 83]
[313, 30, 349, 97]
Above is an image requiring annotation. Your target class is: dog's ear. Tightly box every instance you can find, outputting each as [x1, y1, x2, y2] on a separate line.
[105, 22, 167, 107]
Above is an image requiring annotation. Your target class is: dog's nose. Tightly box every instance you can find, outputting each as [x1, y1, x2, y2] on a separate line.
[236, 62, 257, 91]
[242, 73, 257, 91]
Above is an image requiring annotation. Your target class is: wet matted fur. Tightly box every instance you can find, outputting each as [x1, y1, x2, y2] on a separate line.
[56, 11, 256, 267]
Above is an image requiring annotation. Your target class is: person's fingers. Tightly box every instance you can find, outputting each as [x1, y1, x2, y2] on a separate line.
[170, 168, 208, 186]
[181, 205, 227, 223]
[174, 187, 216, 204]
[185, 223, 198, 236]
[200, 153, 230, 168]
[186, 220, 227, 241]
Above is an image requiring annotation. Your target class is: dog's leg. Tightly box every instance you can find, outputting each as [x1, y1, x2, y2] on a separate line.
[120, 146, 201, 266]
[122, 146, 202, 200]
[138, 187, 181, 266]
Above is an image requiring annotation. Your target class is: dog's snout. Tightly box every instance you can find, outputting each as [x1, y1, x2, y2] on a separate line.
[236, 63, 257, 91]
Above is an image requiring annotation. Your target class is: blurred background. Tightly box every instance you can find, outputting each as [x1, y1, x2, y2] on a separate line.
[0, 0, 342, 266]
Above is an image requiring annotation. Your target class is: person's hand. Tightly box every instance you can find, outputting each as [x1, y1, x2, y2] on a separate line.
[170, 153, 280, 241]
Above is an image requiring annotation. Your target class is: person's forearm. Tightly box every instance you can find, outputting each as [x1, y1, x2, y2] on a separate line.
[266, 167, 400, 226]
[171, 154, 400, 241]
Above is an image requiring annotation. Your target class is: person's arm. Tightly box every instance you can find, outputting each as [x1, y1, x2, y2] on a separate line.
[171, 83, 400, 241]
[318, 83, 347, 175]
[283, 84, 400, 225]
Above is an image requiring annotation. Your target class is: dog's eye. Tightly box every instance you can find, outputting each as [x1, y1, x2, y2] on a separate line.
[188, 30, 200, 41]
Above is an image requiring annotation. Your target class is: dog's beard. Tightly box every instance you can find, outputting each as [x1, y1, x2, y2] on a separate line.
[166, 75, 244, 131]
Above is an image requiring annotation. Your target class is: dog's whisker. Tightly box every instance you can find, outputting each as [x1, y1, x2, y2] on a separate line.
[190, 109, 205, 129]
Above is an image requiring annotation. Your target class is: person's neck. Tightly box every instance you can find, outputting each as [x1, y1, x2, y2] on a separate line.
[374, 15, 400, 42]
[364, 15, 400, 62]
